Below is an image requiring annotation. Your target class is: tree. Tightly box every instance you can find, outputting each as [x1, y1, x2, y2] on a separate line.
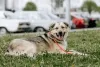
[23, 2, 37, 11]
[97, 7, 100, 12]
[81, 0, 98, 14]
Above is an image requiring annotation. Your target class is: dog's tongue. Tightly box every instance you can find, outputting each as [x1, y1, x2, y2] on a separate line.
[58, 36, 63, 40]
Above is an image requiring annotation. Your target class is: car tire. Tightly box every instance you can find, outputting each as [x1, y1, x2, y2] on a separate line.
[0, 27, 7, 35]
[34, 27, 45, 32]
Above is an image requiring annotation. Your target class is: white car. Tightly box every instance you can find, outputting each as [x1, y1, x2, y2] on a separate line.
[0, 11, 31, 35]
[12, 11, 66, 32]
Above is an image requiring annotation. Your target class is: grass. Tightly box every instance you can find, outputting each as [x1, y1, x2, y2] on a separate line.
[0, 30, 100, 67]
[96, 21, 100, 27]
[96, 20, 100, 27]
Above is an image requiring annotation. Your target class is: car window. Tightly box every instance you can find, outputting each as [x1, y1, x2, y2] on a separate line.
[47, 13, 59, 20]
[38, 13, 51, 20]
[38, 12, 59, 20]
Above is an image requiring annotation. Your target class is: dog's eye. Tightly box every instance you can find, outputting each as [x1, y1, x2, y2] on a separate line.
[61, 26, 65, 29]
[55, 27, 58, 30]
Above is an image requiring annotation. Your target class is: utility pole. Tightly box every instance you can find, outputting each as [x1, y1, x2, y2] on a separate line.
[12, 0, 15, 12]
[65, 0, 70, 24]
[4, 0, 6, 10]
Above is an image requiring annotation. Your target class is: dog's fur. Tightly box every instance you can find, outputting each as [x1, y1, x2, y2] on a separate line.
[5, 22, 86, 57]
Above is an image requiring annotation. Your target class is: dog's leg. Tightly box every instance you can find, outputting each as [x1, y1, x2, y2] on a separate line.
[63, 40, 68, 49]
[68, 50, 87, 56]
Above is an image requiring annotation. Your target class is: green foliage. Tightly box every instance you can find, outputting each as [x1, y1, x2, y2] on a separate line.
[96, 20, 100, 27]
[1, 30, 100, 67]
[81, 0, 98, 14]
[96, 7, 100, 12]
[23, 2, 37, 11]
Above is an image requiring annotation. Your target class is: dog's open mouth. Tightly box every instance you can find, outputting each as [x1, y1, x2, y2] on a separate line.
[56, 32, 65, 40]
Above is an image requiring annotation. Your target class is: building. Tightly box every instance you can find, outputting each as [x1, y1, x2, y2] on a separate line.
[0, 0, 5, 10]
[1, 0, 100, 11]
[0, 0, 52, 11]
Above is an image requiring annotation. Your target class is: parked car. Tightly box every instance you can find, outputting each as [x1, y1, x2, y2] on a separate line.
[71, 13, 85, 29]
[90, 12, 100, 20]
[10, 11, 64, 32]
[71, 12, 90, 21]
[30, 12, 61, 32]
[0, 11, 31, 35]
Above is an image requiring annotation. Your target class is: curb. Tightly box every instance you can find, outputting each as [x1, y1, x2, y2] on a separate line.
[70, 28, 100, 32]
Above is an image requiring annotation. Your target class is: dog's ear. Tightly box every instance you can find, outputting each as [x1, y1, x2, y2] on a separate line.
[63, 22, 69, 27]
[49, 23, 55, 31]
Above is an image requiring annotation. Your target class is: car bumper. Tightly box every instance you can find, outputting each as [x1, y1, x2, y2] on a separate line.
[17, 27, 32, 32]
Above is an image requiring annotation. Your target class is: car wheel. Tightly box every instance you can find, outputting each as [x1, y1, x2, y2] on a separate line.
[34, 27, 45, 32]
[0, 28, 7, 35]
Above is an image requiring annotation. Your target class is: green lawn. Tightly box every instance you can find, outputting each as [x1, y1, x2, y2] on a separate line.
[96, 21, 100, 27]
[0, 30, 100, 67]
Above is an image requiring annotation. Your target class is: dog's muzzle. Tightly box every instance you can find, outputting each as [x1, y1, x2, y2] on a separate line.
[56, 31, 65, 40]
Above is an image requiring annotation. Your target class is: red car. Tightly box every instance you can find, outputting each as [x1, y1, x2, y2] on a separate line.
[72, 15, 85, 29]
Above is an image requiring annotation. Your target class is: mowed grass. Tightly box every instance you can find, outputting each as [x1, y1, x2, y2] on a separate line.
[0, 30, 100, 67]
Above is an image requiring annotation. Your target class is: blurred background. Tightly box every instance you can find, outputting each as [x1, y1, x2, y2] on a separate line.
[0, 0, 100, 35]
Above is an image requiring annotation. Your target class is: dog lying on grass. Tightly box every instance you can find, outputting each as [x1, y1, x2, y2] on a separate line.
[5, 22, 87, 57]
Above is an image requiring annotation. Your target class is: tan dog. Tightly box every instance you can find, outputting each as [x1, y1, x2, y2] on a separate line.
[5, 22, 86, 57]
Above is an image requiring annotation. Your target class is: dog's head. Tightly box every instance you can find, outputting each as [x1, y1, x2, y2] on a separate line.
[49, 22, 69, 41]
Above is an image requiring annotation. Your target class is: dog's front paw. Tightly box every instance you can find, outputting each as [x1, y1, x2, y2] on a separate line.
[68, 50, 88, 56]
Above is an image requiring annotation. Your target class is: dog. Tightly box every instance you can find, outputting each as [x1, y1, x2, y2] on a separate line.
[5, 22, 86, 57]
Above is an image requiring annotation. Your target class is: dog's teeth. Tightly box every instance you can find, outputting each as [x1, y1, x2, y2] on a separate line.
[56, 33, 59, 37]
[63, 32, 65, 37]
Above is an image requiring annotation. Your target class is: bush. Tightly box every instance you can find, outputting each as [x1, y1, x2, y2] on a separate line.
[23, 2, 37, 11]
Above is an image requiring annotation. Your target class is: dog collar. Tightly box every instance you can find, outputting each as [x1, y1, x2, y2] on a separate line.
[52, 38, 73, 54]
[43, 32, 72, 54]
[48, 32, 72, 54]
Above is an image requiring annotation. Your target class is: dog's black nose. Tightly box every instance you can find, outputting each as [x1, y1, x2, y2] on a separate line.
[59, 31, 63, 36]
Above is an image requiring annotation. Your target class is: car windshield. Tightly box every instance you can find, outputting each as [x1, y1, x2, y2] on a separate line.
[39, 13, 51, 20]
[47, 13, 59, 20]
